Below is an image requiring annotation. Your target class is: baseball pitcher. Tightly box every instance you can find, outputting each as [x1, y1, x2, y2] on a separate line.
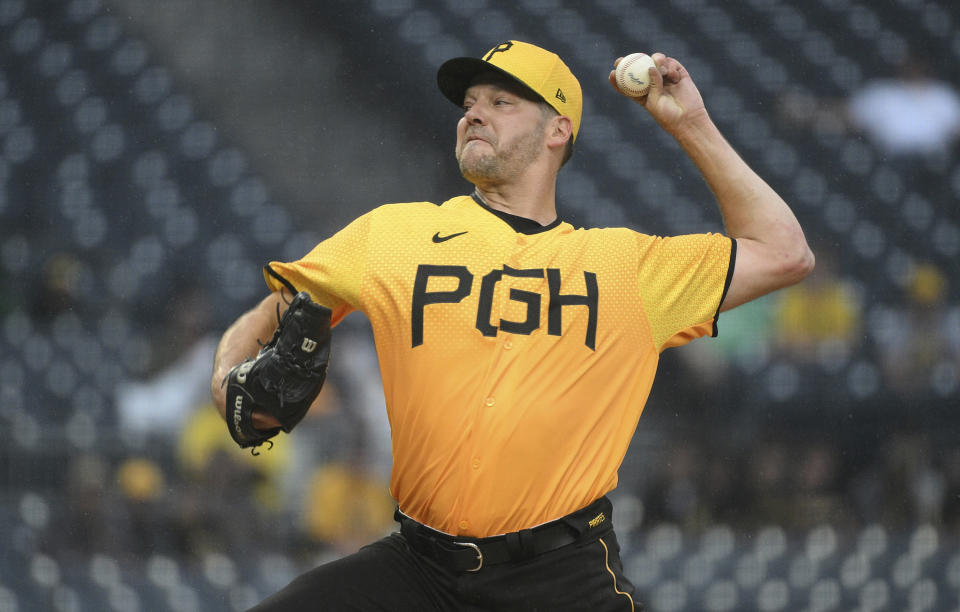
[211, 40, 813, 611]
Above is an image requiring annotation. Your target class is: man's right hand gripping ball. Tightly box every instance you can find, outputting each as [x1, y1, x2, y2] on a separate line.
[224, 291, 332, 451]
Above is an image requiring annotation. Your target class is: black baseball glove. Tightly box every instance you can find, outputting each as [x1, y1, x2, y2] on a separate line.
[224, 291, 332, 452]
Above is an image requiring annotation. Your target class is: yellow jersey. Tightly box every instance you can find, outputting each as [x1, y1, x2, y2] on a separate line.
[265, 194, 734, 537]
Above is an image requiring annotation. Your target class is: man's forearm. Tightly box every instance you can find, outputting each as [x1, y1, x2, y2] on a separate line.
[210, 292, 286, 418]
[673, 113, 803, 246]
[670, 111, 814, 310]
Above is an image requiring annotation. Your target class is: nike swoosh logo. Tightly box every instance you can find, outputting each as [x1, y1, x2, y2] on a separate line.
[432, 231, 468, 243]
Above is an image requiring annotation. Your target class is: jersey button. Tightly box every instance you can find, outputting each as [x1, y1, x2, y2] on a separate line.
[459, 520, 469, 531]
[472, 458, 481, 469]
[485, 397, 495, 407]
[503, 339, 513, 350]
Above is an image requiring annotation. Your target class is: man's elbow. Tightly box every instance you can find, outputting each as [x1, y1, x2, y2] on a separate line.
[784, 242, 816, 286]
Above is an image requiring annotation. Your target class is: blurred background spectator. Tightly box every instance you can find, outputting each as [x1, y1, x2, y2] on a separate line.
[847, 51, 960, 159]
[1, 0, 958, 610]
[772, 246, 862, 367]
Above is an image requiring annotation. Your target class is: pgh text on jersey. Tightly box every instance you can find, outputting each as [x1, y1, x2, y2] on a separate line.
[411, 264, 598, 349]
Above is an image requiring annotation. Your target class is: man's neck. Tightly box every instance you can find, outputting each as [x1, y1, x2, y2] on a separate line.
[472, 179, 558, 226]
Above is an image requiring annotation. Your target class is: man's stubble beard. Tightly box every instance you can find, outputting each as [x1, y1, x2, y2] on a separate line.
[457, 119, 546, 185]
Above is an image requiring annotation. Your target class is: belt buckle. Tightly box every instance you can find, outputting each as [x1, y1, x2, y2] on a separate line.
[453, 541, 483, 572]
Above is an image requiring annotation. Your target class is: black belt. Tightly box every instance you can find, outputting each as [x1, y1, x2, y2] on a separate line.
[396, 496, 613, 572]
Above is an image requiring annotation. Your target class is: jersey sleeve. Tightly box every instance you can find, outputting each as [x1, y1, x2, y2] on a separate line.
[263, 211, 373, 326]
[637, 233, 735, 352]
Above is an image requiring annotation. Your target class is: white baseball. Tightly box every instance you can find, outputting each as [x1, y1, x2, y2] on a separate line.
[615, 53, 657, 98]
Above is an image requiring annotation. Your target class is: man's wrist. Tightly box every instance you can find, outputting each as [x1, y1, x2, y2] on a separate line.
[211, 371, 229, 418]
[670, 108, 719, 148]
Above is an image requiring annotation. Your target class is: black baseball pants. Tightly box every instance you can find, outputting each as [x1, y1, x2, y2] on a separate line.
[248, 518, 641, 611]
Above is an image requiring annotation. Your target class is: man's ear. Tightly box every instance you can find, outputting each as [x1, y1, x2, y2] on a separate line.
[547, 115, 573, 149]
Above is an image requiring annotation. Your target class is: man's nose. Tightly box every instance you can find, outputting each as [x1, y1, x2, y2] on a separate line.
[464, 104, 486, 124]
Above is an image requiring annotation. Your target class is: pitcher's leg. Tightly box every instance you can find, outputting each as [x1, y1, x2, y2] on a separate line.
[249, 534, 449, 612]
[463, 530, 644, 612]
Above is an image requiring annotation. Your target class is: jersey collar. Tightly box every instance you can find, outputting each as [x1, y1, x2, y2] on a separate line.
[470, 191, 563, 235]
